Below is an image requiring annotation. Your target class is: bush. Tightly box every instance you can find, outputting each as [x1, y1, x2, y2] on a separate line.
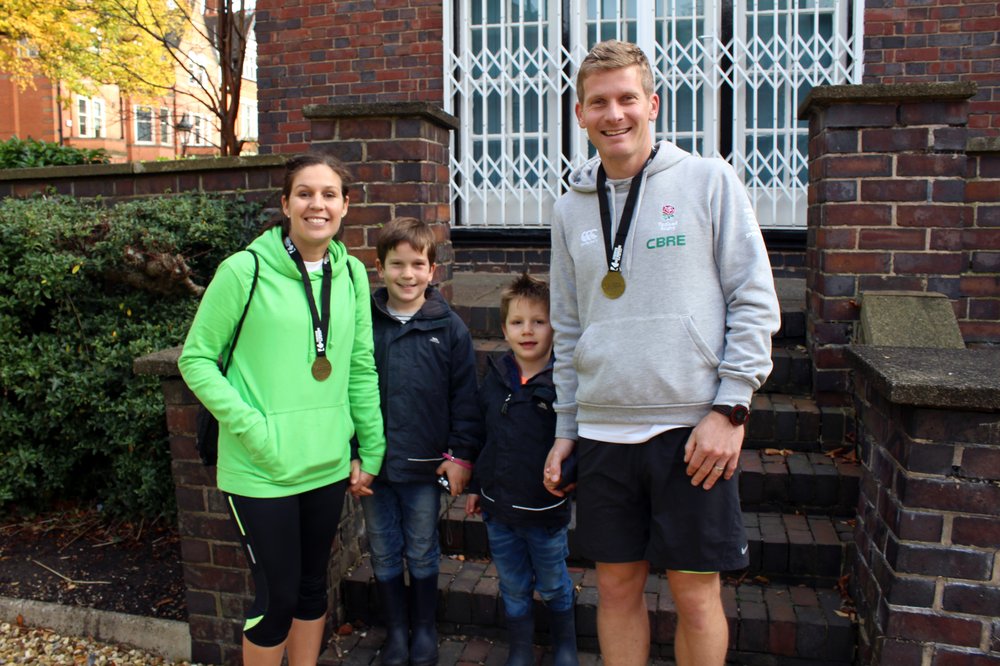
[0, 137, 111, 169]
[0, 192, 266, 518]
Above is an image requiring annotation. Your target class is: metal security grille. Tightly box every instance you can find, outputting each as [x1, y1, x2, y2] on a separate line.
[444, 0, 863, 229]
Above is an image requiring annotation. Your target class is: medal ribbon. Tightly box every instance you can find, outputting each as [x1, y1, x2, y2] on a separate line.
[596, 152, 654, 275]
[284, 235, 332, 367]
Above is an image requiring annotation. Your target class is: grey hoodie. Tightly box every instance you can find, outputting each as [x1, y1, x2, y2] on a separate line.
[550, 140, 781, 440]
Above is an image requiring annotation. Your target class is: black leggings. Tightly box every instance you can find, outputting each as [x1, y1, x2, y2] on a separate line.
[226, 480, 348, 647]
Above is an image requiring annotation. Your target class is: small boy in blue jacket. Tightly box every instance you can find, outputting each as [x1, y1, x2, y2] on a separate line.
[355, 217, 481, 666]
[466, 274, 578, 666]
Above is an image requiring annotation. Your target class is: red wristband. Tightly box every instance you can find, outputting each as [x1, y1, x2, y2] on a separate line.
[442, 452, 473, 470]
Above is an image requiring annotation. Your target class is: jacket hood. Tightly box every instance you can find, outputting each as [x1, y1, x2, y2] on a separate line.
[247, 226, 350, 281]
[487, 351, 555, 392]
[568, 140, 691, 193]
[372, 284, 451, 320]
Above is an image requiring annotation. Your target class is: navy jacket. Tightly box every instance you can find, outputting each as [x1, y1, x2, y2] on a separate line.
[369, 286, 482, 483]
[473, 353, 570, 528]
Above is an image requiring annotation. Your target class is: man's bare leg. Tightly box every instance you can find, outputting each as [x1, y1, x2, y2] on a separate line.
[596, 561, 651, 666]
[666, 570, 728, 666]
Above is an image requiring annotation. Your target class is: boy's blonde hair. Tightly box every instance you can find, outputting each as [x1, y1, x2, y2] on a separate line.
[576, 40, 655, 104]
[500, 273, 550, 323]
[376, 217, 437, 264]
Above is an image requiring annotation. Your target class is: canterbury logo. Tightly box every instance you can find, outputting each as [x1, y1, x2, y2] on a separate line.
[580, 229, 599, 246]
[429, 337, 440, 345]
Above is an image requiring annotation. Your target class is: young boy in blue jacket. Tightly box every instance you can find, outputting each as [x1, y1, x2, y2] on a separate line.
[354, 217, 482, 666]
[466, 274, 578, 666]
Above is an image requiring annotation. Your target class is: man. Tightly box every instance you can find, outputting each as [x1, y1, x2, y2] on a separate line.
[543, 40, 780, 666]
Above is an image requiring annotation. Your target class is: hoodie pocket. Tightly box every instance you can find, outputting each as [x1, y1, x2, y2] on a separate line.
[251, 404, 351, 484]
[573, 314, 720, 409]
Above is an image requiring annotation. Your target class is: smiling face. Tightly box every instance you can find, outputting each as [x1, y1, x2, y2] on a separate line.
[376, 241, 435, 314]
[576, 64, 660, 179]
[502, 296, 553, 376]
[280, 164, 349, 262]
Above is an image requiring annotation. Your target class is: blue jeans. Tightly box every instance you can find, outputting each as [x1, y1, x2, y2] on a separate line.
[361, 479, 442, 580]
[485, 515, 574, 618]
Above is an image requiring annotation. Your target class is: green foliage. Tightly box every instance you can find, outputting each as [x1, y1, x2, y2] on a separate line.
[0, 137, 111, 169]
[0, 191, 265, 518]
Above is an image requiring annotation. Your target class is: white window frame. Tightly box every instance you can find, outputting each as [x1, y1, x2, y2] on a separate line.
[239, 101, 258, 141]
[444, 0, 864, 230]
[134, 105, 154, 144]
[76, 97, 105, 138]
[159, 108, 172, 146]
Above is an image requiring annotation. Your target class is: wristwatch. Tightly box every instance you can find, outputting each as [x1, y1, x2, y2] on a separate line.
[711, 404, 751, 426]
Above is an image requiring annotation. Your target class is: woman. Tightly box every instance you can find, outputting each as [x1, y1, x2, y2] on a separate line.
[179, 153, 385, 666]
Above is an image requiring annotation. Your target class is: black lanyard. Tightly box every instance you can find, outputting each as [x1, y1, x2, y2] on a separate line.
[595, 151, 654, 298]
[284, 235, 332, 381]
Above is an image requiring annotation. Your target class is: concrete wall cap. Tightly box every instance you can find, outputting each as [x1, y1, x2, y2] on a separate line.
[303, 102, 459, 131]
[797, 82, 978, 120]
[0, 155, 287, 182]
[133, 346, 183, 377]
[848, 345, 1000, 410]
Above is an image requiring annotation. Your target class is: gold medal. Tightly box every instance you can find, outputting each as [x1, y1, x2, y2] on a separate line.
[312, 356, 332, 381]
[601, 271, 626, 299]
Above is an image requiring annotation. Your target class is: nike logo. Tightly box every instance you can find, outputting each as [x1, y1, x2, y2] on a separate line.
[740, 545, 749, 555]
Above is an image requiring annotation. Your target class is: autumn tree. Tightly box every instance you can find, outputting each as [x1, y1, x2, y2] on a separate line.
[105, 0, 254, 156]
[0, 0, 174, 95]
[1, 0, 254, 156]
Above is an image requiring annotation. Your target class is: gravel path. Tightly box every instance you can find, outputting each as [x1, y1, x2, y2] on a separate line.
[0, 621, 201, 665]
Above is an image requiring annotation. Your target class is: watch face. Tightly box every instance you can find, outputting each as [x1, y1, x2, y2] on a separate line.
[731, 405, 750, 425]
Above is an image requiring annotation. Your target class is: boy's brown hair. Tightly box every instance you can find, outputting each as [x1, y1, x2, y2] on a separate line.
[376, 217, 437, 264]
[576, 39, 655, 104]
[500, 273, 550, 323]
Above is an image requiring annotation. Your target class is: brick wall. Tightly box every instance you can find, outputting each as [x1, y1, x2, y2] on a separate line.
[134, 349, 367, 665]
[864, 1, 1000, 134]
[848, 346, 1000, 665]
[255, 0, 445, 154]
[0, 156, 286, 206]
[800, 82, 1000, 404]
[303, 102, 458, 292]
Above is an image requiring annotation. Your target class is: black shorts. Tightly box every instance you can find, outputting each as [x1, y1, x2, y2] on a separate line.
[575, 428, 749, 572]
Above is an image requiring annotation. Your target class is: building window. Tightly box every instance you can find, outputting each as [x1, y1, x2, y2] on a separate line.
[444, 0, 863, 229]
[159, 109, 172, 145]
[134, 106, 154, 144]
[76, 97, 105, 138]
[239, 102, 258, 141]
[184, 113, 213, 147]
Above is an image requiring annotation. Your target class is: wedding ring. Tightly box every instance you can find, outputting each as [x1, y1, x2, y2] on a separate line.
[713, 465, 725, 473]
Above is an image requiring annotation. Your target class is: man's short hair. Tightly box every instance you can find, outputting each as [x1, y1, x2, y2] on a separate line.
[376, 217, 437, 264]
[576, 40, 655, 104]
[500, 273, 550, 323]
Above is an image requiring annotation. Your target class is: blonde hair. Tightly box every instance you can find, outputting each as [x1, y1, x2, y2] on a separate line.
[576, 40, 655, 104]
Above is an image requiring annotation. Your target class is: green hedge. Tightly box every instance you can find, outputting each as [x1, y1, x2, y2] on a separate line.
[0, 137, 111, 169]
[0, 192, 266, 518]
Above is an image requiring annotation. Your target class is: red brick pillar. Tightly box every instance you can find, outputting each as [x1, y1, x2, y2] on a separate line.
[303, 102, 459, 292]
[798, 82, 997, 404]
[134, 348, 368, 665]
[848, 346, 1000, 664]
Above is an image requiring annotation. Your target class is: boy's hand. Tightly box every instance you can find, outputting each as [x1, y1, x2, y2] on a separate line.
[465, 493, 481, 516]
[349, 459, 376, 498]
[543, 438, 576, 497]
[437, 460, 471, 496]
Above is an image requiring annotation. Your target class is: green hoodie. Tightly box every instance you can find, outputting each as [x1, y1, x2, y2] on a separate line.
[179, 226, 385, 498]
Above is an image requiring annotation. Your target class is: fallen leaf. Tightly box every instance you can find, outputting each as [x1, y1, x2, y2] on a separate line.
[336, 623, 354, 636]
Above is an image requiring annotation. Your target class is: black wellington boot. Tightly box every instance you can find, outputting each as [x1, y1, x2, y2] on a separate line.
[408, 575, 439, 666]
[548, 607, 579, 666]
[375, 575, 409, 666]
[504, 611, 535, 666]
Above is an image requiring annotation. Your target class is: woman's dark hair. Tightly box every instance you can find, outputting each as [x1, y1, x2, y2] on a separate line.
[281, 152, 353, 199]
[265, 152, 355, 238]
